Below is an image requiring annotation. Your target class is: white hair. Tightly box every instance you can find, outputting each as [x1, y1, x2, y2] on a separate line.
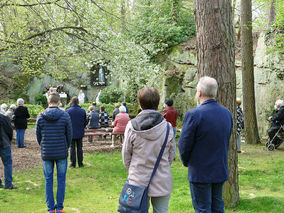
[1, 103, 7, 111]
[9, 104, 17, 110]
[17, 98, 24, 105]
[119, 106, 126, 113]
[275, 99, 284, 107]
[197, 76, 218, 98]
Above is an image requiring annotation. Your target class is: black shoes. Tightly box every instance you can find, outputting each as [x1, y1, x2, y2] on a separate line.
[5, 184, 18, 190]
[69, 164, 75, 168]
[79, 164, 84, 168]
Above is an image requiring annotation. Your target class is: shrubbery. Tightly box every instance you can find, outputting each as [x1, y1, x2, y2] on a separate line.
[99, 86, 123, 104]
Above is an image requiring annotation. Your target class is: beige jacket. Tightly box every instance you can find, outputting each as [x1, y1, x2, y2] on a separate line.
[122, 112, 174, 197]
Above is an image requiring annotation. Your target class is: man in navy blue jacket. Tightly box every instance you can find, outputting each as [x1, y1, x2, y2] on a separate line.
[178, 76, 233, 213]
[66, 96, 87, 168]
[36, 92, 72, 213]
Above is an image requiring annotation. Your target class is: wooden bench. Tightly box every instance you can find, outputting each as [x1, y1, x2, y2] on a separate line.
[84, 127, 113, 142]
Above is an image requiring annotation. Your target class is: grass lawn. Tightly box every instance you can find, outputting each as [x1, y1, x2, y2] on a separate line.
[0, 143, 283, 213]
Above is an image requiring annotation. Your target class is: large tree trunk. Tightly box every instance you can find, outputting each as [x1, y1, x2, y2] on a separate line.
[241, 0, 261, 145]
[171, 0, 180, 24]
[121, 0, 126, 32]
[267, 0, 276, 28]
[194, 0, 239, 208]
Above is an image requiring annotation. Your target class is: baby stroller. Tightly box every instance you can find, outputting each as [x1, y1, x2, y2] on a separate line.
[266, 124, 284, 151]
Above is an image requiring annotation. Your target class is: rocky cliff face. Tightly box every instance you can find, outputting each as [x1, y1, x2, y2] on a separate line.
[159, 32, 283, 136]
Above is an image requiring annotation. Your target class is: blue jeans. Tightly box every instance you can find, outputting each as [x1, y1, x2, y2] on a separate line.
[189, 182, 225, 213]
[149, 195, 170, 213]
[0, 146, 13, 187]
[43, 159, 67, 211]
[16, 129, 26, 148]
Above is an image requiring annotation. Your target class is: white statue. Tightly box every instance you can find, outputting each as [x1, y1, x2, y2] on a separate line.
[96, 90, 101, 104]
[78, 90, 85, 104]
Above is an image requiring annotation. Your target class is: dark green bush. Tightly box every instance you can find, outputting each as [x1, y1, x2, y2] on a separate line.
[99, 86, 123, 104]
[34, 94, 47, 106]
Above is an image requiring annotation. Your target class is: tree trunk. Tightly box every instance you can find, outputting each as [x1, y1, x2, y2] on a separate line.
[171, 0, 180, 24]
[121, 0, 126, 32]
[267, 0, 276, 28]
[241, 0, 260, 145]
[194, 0, 239, 208]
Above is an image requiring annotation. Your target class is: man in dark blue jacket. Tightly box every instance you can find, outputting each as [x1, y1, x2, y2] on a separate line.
[36, 92, 72, 213]
[0, 113, 17, 189]
[66, 96, 87, 168]
[178, 76, 233, 213]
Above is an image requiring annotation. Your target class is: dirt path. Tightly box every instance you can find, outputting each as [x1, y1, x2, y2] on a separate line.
[0, 129, 121, 177]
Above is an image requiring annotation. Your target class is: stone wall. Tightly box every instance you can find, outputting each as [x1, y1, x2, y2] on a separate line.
[159, 33, 283, 135]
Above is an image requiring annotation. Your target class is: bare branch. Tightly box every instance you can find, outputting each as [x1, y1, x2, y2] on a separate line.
[0, 0, 61, 8]
[23, 26, 88, 41]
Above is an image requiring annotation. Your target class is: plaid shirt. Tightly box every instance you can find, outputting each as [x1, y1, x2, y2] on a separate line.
[99, 111, 109, 127]
[236, 106, 244, 135]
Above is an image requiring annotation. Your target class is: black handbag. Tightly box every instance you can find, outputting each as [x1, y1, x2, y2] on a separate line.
[118, 123, 170, 213]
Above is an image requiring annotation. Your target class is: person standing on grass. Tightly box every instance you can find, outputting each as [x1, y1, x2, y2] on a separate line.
[14, 98, 30, 148]
[66, 96, 87, 168]
[162, 98, 178, 158]
[36, 92, 72, 213]
[0, 113, 18, 190]
[122, 87, 175, 213]
[178, 76, 233, 213]
[236, 97, 244, 153]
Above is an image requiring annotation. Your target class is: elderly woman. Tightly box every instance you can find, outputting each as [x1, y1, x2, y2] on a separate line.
[14, 98, 30, 148]
[113, 106, 130, 133]
[111, 106, 130, 147]
[0, 103, 7, 114]
[122, 87, 174, 213]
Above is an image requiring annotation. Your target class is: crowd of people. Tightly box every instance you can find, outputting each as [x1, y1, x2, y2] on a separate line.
[0, 76, 283, 213]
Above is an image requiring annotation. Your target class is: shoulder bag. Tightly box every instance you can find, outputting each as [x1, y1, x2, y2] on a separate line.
[118, 123, 170, 213]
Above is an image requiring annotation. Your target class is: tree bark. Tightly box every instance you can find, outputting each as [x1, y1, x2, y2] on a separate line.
[241, 0, 260, 145]
[121, 0, 126, 32]
[267, 0, 276, 28]
[171, 0, 180, 24]
[194, 0, 239, 208]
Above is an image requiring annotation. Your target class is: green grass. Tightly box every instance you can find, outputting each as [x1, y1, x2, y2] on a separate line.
[0, 143, 283, 213]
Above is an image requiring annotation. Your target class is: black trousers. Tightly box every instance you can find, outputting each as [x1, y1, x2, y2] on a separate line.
[70, 138, 83, 167]
[268, 126, 282, 145]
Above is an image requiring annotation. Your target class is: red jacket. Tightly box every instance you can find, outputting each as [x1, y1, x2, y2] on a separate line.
[162, 106, 178, 127]
[113, 112, 130, 133]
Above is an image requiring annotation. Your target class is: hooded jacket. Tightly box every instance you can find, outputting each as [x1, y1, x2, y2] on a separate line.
[0, 114, 13, 150]
[122, 110, 174, 197]
[36, 107, 72, 161]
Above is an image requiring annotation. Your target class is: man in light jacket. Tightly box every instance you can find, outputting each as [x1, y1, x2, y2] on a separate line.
[178, 76, 233, 213]
[36, 92, 72, 213]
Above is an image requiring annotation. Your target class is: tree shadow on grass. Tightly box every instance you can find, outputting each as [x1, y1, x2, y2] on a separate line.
[238, 196, 284, 213]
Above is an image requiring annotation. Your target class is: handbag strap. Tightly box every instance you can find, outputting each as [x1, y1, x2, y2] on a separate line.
[148, 122, 170, 186]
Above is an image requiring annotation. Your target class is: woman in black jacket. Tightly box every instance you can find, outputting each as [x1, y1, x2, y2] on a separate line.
[14, 98, 30, 148]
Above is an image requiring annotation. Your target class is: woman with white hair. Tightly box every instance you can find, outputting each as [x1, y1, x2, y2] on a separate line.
[0, 103, 7, 114]
[111, 106, 130, 147]
[14, 98, 30, 148]
[5, 104, 17, 123]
